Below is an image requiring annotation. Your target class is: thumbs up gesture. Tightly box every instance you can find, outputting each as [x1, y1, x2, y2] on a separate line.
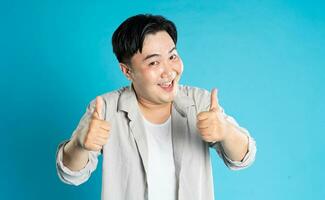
[79, 96, 111, 151]
[196, 89, 228, 143]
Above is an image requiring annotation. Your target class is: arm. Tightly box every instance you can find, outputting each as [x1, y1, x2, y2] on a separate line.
[219, 122, 249, 162]
[62, 136, 90, 171]
[56, 96, 110, 185]
[56, 140, 99, 186]
[210, 114, 256, 170]
[196, 88, 256, 170]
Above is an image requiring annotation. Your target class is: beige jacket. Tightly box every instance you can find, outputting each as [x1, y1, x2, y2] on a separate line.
[56, 85, 256, 200]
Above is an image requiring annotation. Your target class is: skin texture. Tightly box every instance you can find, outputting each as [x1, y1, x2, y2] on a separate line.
[63, 96, 110, 170]
[62, 30, 249, 171]
[196, 88, 249, 161]
[120, 31, 183, 124]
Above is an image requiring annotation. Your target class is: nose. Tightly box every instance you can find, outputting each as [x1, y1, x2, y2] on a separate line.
[161, 71, 173, 79]
[161, 62, 174, 79]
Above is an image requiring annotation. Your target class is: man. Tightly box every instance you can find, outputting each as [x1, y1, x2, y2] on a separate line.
[56, 14, 256, 200]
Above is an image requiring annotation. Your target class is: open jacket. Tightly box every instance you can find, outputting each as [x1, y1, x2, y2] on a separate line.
[56, 85, 256, 200]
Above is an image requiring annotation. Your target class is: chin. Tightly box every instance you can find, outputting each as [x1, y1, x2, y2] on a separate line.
[161, 90, 177, 103]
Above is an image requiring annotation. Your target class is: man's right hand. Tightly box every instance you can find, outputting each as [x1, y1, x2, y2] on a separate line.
[62, 96, 110, 171]
[76, 96, 111, 152]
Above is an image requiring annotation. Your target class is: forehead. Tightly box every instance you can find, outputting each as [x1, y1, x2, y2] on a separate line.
[141, 31, 175, 55]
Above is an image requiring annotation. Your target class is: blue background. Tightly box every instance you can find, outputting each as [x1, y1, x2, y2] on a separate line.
[1, 0, 324, 199]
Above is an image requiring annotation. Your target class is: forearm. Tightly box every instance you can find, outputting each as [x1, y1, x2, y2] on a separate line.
[220, 124, 249, 162]
[63, 138, 89, 171]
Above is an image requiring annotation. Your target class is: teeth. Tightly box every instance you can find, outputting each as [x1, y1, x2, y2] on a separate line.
[159, 81, 172, 87]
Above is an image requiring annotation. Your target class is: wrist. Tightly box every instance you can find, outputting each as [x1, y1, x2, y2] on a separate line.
[64, 137, 87, 156]
[220, 123, 237, 144]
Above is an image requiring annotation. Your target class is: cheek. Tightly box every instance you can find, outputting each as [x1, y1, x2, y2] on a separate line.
[176, 59, 184, 74]
[138, 68, 161, 84]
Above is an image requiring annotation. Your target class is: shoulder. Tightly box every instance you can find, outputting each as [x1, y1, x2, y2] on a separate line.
[178, 85, 210, 99]
[87, 86, 130, 119]
[100, 86, 128, 103]
[87, 87, 126, 106]
[176, 85, 211, 112]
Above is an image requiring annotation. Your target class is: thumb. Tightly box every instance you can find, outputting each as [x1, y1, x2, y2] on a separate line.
[93, 96, 104, 120]
[209, 88, 219, 112]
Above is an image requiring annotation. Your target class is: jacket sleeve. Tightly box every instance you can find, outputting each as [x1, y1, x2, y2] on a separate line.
[209, 112, 257, 170]
[55, 100, 101, 186]
[56, 141, 100, 185]
[192, 87, 257, 170]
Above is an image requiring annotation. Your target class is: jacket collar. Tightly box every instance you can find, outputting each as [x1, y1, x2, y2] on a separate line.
[117, 84, 195, 119]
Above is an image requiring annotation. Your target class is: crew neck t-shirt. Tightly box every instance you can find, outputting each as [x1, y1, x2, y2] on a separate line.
[142, 115, 177, 200]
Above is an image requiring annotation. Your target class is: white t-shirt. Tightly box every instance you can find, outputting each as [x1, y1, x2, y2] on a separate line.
[143, 115, 177, 200]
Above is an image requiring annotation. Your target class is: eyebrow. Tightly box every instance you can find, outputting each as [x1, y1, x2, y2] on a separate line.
[142, 46, 177, 62]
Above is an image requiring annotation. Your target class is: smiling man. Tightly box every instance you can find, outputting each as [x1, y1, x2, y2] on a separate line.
[56, 14, 256, 200]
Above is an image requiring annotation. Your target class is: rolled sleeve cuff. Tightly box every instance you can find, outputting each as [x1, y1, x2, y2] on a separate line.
[221, 132, 256, 170]
[56, 141, 98, 186]
[210, 113, 257, 171]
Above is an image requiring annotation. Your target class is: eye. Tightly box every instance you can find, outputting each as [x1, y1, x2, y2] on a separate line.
[170, 54, 178, 61]
[149, 61, 159, 66]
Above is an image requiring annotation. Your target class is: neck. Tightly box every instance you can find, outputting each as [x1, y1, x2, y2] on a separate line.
[138, 99, 171, 111]
[137, 98, 172, 124]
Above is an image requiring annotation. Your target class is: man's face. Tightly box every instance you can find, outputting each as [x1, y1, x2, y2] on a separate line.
[127, 31, 183, 105]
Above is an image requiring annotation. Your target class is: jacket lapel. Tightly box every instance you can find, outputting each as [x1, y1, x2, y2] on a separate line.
[172, 88, 195, 188]
[171, 106, 187, 180]
[118, 86, 149, 175]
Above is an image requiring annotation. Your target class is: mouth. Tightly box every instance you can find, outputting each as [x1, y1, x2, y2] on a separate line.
[158, 79, 175, 92]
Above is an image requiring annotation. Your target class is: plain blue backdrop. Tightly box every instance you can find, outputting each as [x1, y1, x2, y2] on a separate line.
[1, 0, 324, 199]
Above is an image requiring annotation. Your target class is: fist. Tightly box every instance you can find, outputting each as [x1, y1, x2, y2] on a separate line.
[77, 96, 111, 151]
[196, 89, 228, 143]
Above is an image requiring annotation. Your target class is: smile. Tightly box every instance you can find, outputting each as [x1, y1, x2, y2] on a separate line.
[158, 80, 174, 92]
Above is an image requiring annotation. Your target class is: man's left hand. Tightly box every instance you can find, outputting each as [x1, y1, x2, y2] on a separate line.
[196, 88, 231, 143]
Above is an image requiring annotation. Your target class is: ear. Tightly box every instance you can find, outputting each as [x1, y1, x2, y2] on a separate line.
[119, 63, 133, 81]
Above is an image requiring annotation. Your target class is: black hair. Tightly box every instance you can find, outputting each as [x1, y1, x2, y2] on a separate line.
[112, 14, 177, 65]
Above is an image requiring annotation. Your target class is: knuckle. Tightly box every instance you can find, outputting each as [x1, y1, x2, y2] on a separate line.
[84, 143, 92, 150]
[104, 131, 110, 137]
[87, 129, 94, 136]
[90, 145, 99, 151]
[84, 134, 91, 144]
[89, 120, 97, 129]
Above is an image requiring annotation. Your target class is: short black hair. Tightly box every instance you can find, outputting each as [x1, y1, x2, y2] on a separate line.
[112, 14, 177, 65]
